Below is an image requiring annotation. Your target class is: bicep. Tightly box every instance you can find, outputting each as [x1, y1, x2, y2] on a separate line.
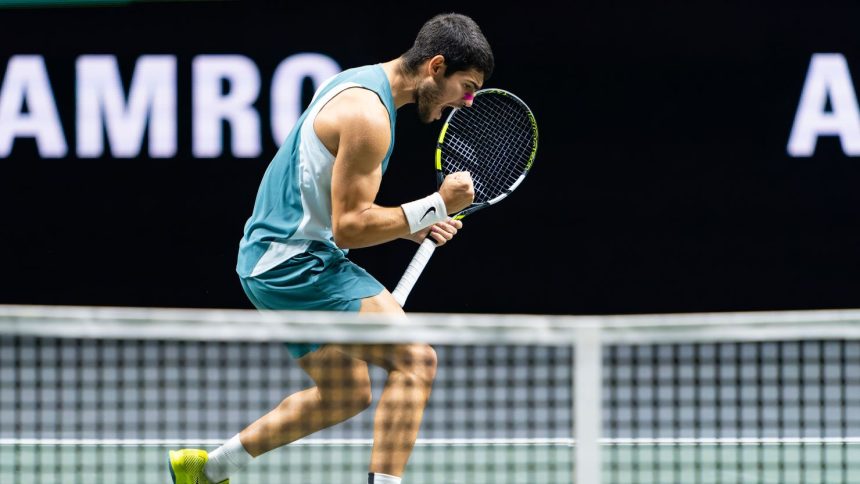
[329, 112, 390, 219]
[331, 148, 382, 217]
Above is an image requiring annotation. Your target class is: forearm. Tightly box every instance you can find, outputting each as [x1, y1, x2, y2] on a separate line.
[332, 204, 410, 249]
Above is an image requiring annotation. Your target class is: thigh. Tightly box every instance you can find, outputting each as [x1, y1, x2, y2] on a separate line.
[343, 291, 435, 370]
[359, 288, 405, 315]
[328, 342, 437, 376]
[297, 344, 371, 392]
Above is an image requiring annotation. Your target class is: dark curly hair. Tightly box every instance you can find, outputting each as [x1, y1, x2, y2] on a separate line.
[400, 13, 494, 80]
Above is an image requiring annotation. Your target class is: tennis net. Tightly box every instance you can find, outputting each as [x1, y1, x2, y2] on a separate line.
[1, 305, 859, 483]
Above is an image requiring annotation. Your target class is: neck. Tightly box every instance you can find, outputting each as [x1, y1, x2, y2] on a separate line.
[381, 58, 418, 109]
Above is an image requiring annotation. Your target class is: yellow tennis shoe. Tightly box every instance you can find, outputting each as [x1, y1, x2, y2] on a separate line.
[168, 449, 228, 484]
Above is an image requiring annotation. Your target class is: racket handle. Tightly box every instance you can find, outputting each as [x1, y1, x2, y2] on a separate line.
[392, 237, 438, 307]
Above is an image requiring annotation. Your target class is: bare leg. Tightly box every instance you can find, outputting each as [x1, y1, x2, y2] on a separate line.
[332, 289, 439, 477]
[361, 344, 436, 477]
[236, 288, 437, 478]
[238, 346, 373, 456]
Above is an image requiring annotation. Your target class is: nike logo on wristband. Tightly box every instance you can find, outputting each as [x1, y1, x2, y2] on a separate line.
[420, 207, 436, 221]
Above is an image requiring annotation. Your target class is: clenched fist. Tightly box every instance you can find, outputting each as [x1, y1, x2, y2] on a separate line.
[438, 171, 475, 214]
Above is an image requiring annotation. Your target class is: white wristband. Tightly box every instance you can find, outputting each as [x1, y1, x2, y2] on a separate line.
[401, 192, 448, 234]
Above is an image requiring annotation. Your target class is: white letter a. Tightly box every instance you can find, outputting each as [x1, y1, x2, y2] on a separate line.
[788, 53, 860, 157]
[0, 55, 67, 158]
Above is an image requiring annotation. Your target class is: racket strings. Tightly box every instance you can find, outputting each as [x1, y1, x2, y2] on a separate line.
[444, 106, 530, 200]
[440, 94, 535, 203]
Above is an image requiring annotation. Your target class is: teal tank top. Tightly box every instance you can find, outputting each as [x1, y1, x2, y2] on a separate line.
[237, 64, 396, 278]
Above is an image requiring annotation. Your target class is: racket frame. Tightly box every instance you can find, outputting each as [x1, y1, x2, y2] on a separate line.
[434, 88, 538, 219]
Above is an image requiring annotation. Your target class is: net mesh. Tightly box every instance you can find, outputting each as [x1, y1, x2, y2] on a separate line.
[1, 306, 860, 483]
[440, 91, 535, 204]
[604, 340, 860, 483]
[0, 309, 573, 483]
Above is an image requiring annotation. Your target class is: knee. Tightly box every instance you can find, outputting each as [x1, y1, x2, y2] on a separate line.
[390, 344, 438, 385]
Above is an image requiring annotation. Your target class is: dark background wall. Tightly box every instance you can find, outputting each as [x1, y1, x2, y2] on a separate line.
[1, 0, 859, 315]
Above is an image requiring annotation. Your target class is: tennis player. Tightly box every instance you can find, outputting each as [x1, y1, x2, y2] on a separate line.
[168, 13, 493, 484]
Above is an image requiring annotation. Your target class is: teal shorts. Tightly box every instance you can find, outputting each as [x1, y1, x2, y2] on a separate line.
[239, 242, 384, 359]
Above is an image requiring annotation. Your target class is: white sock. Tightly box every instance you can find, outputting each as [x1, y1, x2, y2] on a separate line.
[368, 472, 402, 484]
[204, 434, 254, 483]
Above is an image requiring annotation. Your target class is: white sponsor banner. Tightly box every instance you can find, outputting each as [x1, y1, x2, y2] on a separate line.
[0, 53, 340, 159]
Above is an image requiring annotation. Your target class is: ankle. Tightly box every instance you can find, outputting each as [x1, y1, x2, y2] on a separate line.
[368, 472, 402, 484]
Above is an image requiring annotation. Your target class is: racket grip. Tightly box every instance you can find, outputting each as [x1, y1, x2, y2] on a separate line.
[391, 238, 438, 307]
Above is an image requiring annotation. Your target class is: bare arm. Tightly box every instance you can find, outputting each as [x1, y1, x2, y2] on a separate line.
[323, 89, 474, 249]
[325, 90, 409, 249]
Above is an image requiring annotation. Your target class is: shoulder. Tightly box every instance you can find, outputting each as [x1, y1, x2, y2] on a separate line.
[315, 87, 391, 158]
[332, 88, 391, 141]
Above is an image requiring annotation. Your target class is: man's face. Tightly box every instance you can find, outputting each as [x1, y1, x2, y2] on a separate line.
[416, 67, 484, 124]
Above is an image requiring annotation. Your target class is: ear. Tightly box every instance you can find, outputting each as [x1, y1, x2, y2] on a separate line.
[427, 55, 446, 78]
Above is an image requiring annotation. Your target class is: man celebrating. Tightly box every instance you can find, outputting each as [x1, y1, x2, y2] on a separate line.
[169, 12, 493, 484]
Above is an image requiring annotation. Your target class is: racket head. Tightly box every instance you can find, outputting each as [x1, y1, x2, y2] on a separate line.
[435, 88, 538, 219]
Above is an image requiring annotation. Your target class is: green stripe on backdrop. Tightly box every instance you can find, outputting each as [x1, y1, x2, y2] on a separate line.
[0, 0, 129, 6]
[0, 0, 221, 8]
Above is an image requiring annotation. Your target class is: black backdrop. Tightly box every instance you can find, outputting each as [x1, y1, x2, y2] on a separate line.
[1, 1, 859, 314]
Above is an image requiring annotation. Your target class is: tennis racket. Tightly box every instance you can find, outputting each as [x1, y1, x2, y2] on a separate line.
[391, 88, 539, 307]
